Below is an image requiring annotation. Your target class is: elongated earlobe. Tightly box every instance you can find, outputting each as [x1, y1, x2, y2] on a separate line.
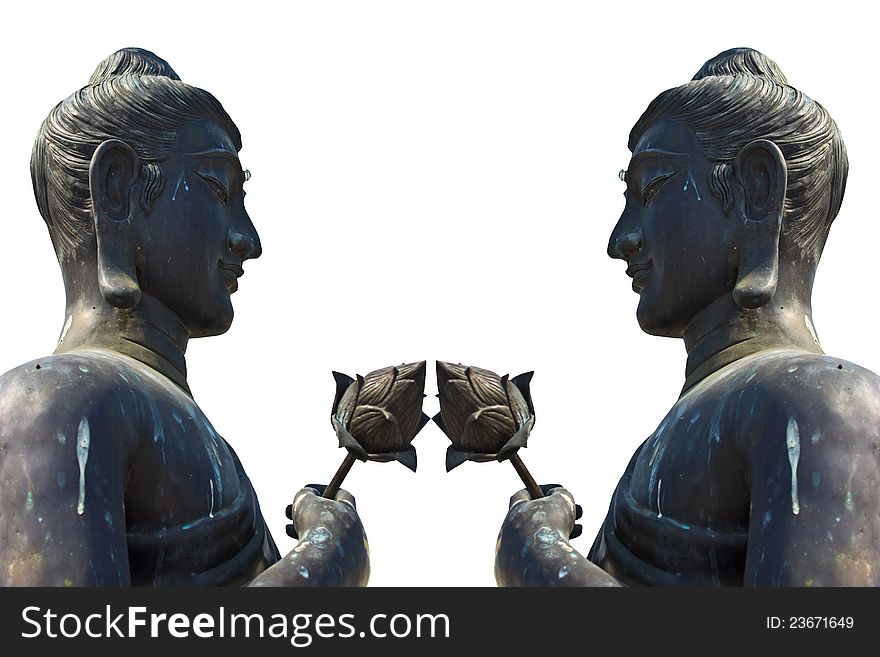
[95, 214, 141, 309]
[732, 139, 787, 309]
[89, 139, 142, 309]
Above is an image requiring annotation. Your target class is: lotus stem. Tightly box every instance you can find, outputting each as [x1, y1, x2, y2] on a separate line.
[324, 452, 358, 499]
[508, 453, 543, 499]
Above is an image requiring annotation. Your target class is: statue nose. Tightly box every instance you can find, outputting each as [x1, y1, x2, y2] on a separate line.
[608, 227, 643, 260]
[228, 228, 259, 259]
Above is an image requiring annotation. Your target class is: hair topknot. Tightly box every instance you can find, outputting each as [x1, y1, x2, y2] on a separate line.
[628, 47, 846, 263]
[692, 47, 788, 85]
[88, 47, 181, 85]
[32, 47, 239, 261]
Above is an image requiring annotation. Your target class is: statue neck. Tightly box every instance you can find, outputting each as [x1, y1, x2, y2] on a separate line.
[681, 294, 823, 395]
[55, 292, 192, 396]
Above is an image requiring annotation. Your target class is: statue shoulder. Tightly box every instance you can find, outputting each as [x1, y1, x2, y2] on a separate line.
[2, 349, 124, 393]
[751, 351, 880, 409]
[0, 352, 138, 443]
[740, 352, 880, 586]
[739, 350, 880, 457]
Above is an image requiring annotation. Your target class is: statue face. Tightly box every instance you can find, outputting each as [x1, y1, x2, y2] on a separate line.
[608, 119, 737, 337]
[137, 119, 261, 337]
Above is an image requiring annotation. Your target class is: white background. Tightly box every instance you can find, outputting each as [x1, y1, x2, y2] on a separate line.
[1, 1, 877, 586]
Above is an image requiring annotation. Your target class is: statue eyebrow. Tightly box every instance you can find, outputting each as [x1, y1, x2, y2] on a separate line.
[628, 148, 688, 171]
[185, 149, 241, 168]
[623, 148, 687, 190]
[185, 149, 245, 187]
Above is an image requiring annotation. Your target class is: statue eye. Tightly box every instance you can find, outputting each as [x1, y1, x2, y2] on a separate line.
[642, 172, 675, 206]
[196, 173, 229, 205]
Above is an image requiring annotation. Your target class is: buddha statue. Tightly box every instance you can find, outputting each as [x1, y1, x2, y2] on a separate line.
[495, 48, 880, 587]
[0, 48, 368, 586]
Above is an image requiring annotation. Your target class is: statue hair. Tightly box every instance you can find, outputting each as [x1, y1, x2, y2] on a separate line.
[629, 48, 848, 262]
[30, 48, 241, 261]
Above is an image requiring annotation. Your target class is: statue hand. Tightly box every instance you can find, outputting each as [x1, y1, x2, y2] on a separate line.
[285, 484, 357, 539]
[507, 484, 583, 540]
[251, 486, 369, 586]
[496, 484, 619, 587]
[285, 484, 361, 541]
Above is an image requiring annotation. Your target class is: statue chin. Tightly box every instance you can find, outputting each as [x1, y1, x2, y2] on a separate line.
[635, 301, 685, 339]
[187, 309, 235, 338]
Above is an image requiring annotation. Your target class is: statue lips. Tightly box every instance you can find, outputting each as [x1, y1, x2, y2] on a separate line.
[218, 260, 244, 293]
[626, 261, 653, 293]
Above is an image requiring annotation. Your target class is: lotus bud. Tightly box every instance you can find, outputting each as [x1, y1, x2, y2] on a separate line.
[323, 362, 429, 499]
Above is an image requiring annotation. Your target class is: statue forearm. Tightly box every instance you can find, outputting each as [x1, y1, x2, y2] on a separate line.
[495, 526, 620, 587]
[248, 522, 369, 587]
[495, 498, 621, 587]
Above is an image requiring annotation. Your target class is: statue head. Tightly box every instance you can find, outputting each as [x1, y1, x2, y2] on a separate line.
[31, 48, 261, 337]
[608, 48, 848, 337]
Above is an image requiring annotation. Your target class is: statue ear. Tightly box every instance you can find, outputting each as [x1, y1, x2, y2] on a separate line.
[732, 139, 787, 310]
[89, 139, 142, 310]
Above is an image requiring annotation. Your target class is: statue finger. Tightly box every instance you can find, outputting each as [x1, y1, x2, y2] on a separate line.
[304, 483, 328, 497]
[509, 488, 532, 509]
[332, 487, 357, 511]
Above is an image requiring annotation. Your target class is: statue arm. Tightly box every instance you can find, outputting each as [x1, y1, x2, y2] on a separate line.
[495, 488, 621, 587]
[743, 366, 880, 586]
[247, 488, 369, 587]
[0, 368, 131, 586]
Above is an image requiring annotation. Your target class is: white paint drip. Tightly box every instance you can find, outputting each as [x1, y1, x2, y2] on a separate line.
[686, 171, 701, 200]
[76, 417, 90, 515]
[709, 404, 723, 444]
[58, 315, 72, 346]
[647, 433, 668, 499]
[646, 415, 673, 497]
[656, 479, 663, 518]
[654, 415, 671, 443]
[209, 479, 215, 519]
[172, 172, 185, 201]
[148, 402, 166, 477]
[150, 403, 165, 445]
[786, 417, 801, 515]
[805, 315, 821, 348]
[707, 402, 724, 466]
[202, 420, 224, 502]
